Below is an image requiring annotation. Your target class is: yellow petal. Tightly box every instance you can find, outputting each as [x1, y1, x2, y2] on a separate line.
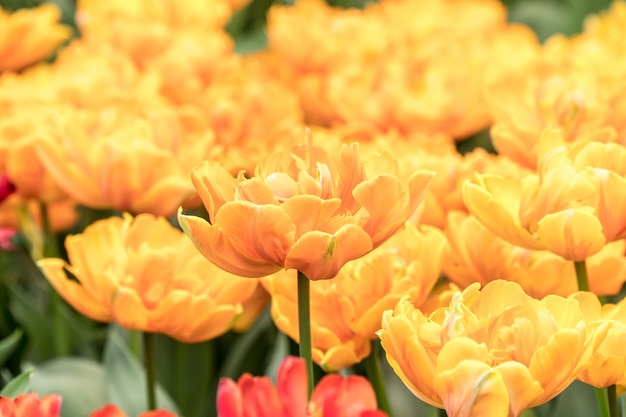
[462, 176, 543, 250]
[536, 209, 605, 261]
[38, 259, 112, 322]
[434, 360, 509, 417]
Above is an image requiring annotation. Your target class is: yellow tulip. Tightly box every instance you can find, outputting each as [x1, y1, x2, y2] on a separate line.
[178, 130, 433, 281]
[0, 4, 72, 72]
[462, 129, 626, 261]
[570, 292, 626, 388]
[379, 280, 591, 417]
[444, 211, 626, 297]
[263, 223, 445, 371]
[38, 213, 264, 343]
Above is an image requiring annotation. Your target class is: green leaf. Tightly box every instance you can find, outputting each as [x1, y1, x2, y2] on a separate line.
[0, 370, 32, 397]
[31, 358, 106, 417]
[0, 329, 23, 367]
[155, 335, 214, 417]
[8, 287, 55, 361]
[103, 326, 180, 416]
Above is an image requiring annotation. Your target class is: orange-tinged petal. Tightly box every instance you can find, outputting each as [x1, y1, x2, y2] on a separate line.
[284, 225, 373, 280]
[352, 174, 409, 244]
[37, 259, 112, 322]
[135, 176, 194, 217]
[178, 209, 284, 278]
[280, 195, 355, 237]
[36, 137, 107, 207]
[536, 209, 605, 261]
[407, 170, 436, 224]
[462, 176, 543, 250]
[215, 201, 295, 267]
[190, 161, 237, 221]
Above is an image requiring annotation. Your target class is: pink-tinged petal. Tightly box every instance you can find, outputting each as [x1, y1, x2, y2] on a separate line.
[217, 378, 244, 417]
[239, 374, 284, 417]
[462, 176, 543, 250]
[284, 225, 373, 281]
[37, 259, 112, 322]
[178, 209, 284, 278]
[89, 404, 128, 417]
[215, 201, 296, 267]
[190, 161, 237, 221]
[312, 374, 379, 417]
[277, 356, 307, 417]
[536, 209, 605, 261]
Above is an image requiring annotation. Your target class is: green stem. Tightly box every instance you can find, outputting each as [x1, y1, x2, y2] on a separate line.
[596, 386, 611, 417]
[143, 332, 157, 410]
[41, 202, 70, 357]
[608, 384, 618, 417]
[363, 342, 393, 417]
[573, 260, 589, 292]
[40, 202, 59, 259]
[297, 271, 314, 399]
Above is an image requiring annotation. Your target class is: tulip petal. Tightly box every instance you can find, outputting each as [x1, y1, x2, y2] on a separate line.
[434, 360, 509, 417]
[536, 209, 605, 261]
[284, 225, 373, 280]
[178, 209, 284, 278]
[462, 175, 543, 250]
[280, 195, 355, 237]
[217, 378, 243, 417]
[215, 201, 295, 266]
[38, 259, 112, 322]
[352, 174, 411, 245]
[495, 361, 544, 416]
[277, 356, 307, 417]
[190, 161, 237, 221]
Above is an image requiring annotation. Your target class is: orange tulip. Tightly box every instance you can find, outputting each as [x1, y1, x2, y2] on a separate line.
[178, 130, 433, 281]
[379, 280, 592, 417]
[38, 213, 264, 343]
[34, 108, 213, 217]
[0, 4, 71, 72]
[266, 0, 511, 139]
[89, 404, 177, 417]
[263, 223, 445, 370]
[217, 356, 387, 417]
[443, 211, 626, 297]
[0, 393, 62, 417]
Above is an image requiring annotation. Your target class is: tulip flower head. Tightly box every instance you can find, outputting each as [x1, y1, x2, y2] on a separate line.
[463, 129, 626, 261]
[0, 394, 62, 417]
[38, 213, 264, 343]
[178, 129, 433, 280]
[379, 280, 592, 417]
[216, 356, 387, 417]
[264, 223, 446, 370]
[89, 404, 177, 417]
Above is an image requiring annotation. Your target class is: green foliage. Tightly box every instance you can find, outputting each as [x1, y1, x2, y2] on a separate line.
[0, 370, 32, 397]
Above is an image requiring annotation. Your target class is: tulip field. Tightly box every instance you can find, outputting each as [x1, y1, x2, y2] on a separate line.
[2, 0, 626, 416]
